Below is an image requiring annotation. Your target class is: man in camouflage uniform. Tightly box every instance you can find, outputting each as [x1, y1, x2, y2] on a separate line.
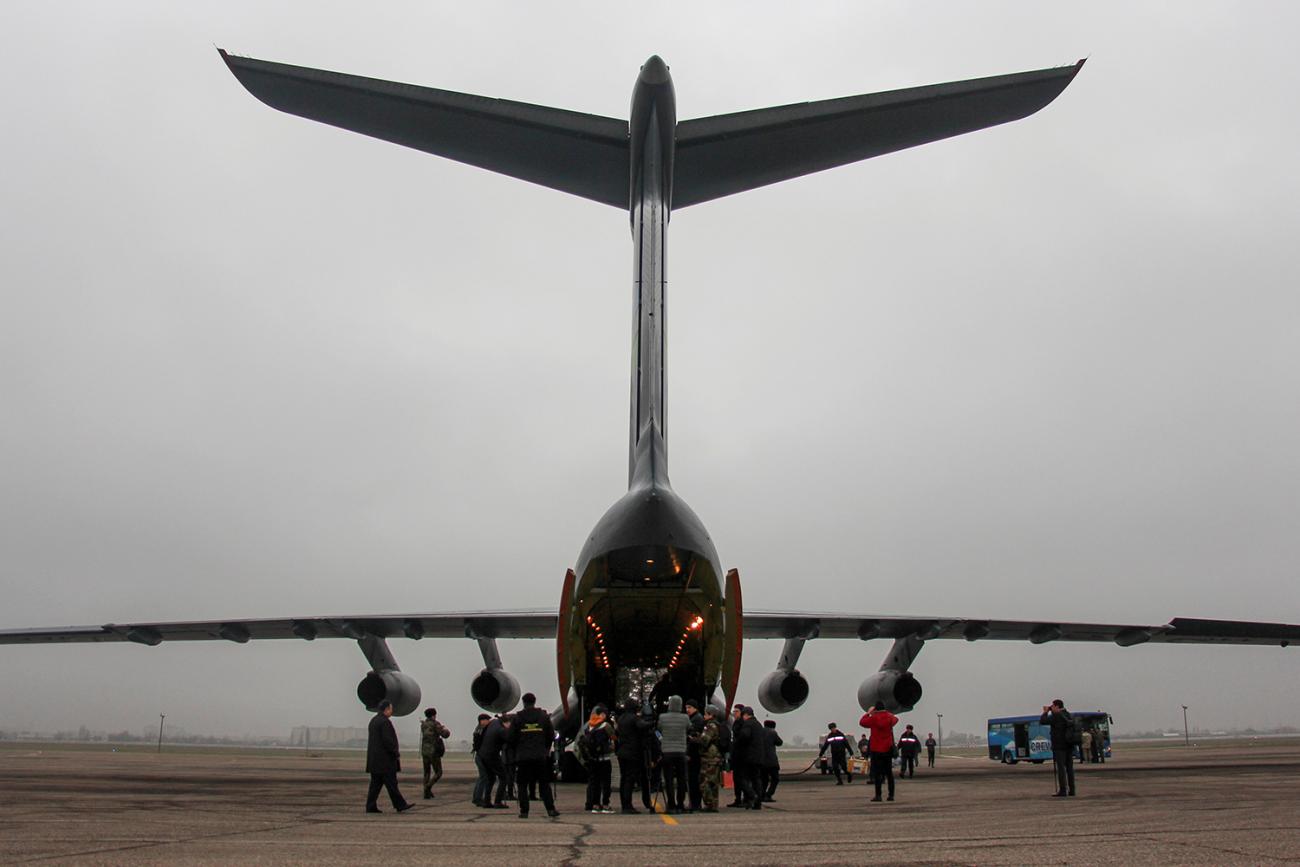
[694, 705, 724, 812]
[420, 707, 451, 799]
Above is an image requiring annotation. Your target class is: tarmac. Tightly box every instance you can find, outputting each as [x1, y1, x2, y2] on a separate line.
[1, 739, 1298, 865]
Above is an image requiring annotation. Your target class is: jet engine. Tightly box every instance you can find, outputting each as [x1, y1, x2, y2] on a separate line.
[357, 670, 422, 716]
[857, 670, 922, 713]
[757, 669, 811, 713]
[470, 667, 521, 713]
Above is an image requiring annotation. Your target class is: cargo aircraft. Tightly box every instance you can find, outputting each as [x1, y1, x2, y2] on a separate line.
[5, 53, 1297, 733]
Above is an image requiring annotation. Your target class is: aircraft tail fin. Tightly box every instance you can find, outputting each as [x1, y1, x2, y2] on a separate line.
[219, 50, 630, 208]
[672, 61, 1084, 209]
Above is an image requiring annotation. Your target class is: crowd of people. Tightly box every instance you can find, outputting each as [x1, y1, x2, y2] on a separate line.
[365, 692, 1080, 815]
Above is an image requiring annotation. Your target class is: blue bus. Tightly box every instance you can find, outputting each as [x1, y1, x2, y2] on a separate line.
[987, 711, 1113, 764]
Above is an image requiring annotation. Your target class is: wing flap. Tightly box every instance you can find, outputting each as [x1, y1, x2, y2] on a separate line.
[0, 610, 558, 645]
[219, 50, 629, 207]
[744, 611, 1300, 647]
[673, 61, 1084, 208]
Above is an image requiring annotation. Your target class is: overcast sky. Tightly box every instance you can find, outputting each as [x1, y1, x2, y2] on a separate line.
[2, 1, 1298, 745]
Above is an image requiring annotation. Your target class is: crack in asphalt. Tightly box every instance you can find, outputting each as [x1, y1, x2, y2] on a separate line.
[559, 820, 597, 866]
[11, 814, 335, 865]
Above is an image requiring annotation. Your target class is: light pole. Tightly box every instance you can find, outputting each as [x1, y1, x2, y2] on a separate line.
[157, 714, 166, 753]
[1181, 705, 1189, 747]
[937, 713, 943, 755]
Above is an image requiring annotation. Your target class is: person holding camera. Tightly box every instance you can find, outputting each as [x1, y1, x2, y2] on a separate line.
[1041, 699, 1077, 797]
[859, 705, 899, 802]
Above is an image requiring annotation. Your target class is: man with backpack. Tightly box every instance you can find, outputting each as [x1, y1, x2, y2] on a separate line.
[577, 704, 616, 813]
[419, 708, 451, 799]
[1040, 699, 1078, 797]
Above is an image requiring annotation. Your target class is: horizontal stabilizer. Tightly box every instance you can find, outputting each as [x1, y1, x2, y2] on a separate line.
[672, 61, 1085, 208]
[219, 50, 630, 207]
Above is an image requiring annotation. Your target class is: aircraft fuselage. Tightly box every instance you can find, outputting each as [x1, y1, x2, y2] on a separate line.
[561, 58, 726, 714]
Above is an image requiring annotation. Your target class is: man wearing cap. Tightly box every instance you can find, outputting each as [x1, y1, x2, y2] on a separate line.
[684, 699, 705, 812]
[819, 722, 855, 785]
[419, 708, 451, 799]
[898, 724, 922, 778]
[692, 705, 724, 812]
[365, 699, 413, 814]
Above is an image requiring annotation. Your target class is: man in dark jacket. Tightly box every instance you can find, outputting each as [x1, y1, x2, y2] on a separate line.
[684, 699, 705, 812]
[898, 724, 922, 778]
[479, 714, 512, 808]
[616, 700, 653, 813]
[1041, 699, 1077, 797]
[727, 705, 749, 807]
[819, 722, 855, 785]
[470, 713, 492, 806]
[508, 692, 559, 818]
[734, 706, 766, 810]
[925, 732, 937, 767]
[365, 700, 412, 813]
[760, 719, 783, 802]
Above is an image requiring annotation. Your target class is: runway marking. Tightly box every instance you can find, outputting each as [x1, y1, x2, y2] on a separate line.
[654, 801, 679, 826]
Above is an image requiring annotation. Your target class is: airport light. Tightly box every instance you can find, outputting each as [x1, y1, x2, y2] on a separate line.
[157, 714, 165, 754]
[1182, 704, 1190, 747]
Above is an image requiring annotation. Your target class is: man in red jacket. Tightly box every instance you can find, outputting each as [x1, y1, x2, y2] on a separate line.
[859, 705, 899, 802]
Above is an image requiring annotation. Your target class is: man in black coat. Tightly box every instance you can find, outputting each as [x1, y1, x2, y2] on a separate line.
[615, 700, 654, 813]
[742, 708, 767, 810]
[509, 692, 560, 818]
[760, 719, 783, 802]
[727, 705, 749, 807]
[479, 714, 513, 808]
[1040, 699, 1077, 797]
[365, 700, 412, 814]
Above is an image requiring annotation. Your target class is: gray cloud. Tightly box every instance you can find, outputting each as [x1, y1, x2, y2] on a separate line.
[2, 1, 1298, 743]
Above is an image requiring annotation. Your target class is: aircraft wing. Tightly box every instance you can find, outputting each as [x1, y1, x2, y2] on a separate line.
[0, 610, 558, 646]
[218, 50, 630, 208]
[672, 60, 1085, 208]
[744, 612, 1300, 647]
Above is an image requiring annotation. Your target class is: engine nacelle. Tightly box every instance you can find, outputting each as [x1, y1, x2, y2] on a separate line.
[857, 670, 922, 713]
[757, 669, 811, 713]
[470, 667, 521, 713]
[356, 669, 422, 717]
